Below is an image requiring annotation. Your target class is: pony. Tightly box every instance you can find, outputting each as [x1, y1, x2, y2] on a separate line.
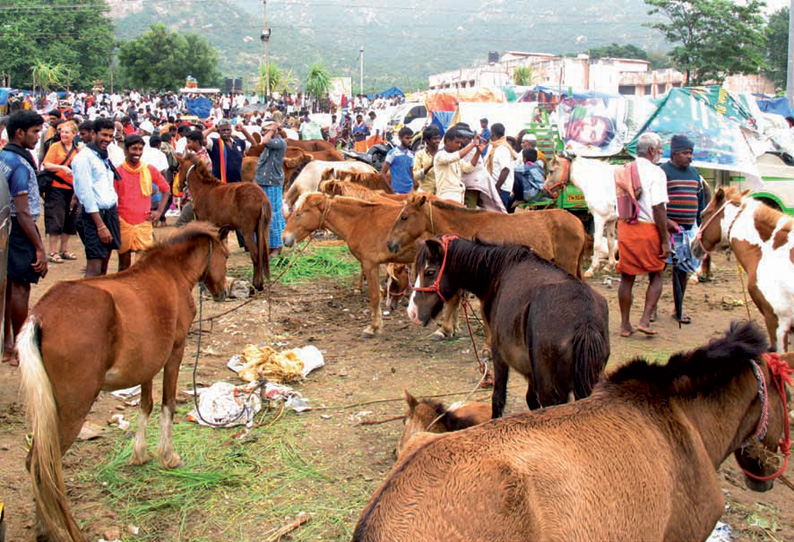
[241, 147, 315, 189]
[320, 179, 389, 200]
[544, 154, 620, 277]
[386, 193, 587, 278]
[355, 323, 793, 542]
[408, 236, 610, 417]
[177, 154, 271, 290]
[282, 193, 462, 338]
[384, 263, 411, 312]
[692, 186, 794, 351]
[395, 390, 491, 458]
[18, 223, 229, 542]
[320, 168, 395, 193]
[283, 160, 377, 214]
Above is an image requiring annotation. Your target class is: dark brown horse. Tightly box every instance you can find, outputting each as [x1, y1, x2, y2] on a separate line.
[408, 237, 610, 417]
[386, 193, 587, 278]
[177, 155, 271, 290]
[355, 323, 792, 541]
[19, 223, 229, 542]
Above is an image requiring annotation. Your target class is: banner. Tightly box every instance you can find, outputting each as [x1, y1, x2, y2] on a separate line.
[557, 94, 629, 157]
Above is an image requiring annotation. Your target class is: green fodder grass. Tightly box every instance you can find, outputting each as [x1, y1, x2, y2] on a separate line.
[230, 242, 360, 286]
[89, 407, 373, 542]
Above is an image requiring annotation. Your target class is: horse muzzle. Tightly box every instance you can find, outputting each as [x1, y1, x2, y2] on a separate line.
[386, 240, 401, 254]
[282, 231, 296, 248]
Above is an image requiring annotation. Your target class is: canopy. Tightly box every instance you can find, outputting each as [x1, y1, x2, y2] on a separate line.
[755, 96, 794, 120]
[185, 96, 213, 120]
[424, 88, 505, 113]
[367, 86, 404, 100]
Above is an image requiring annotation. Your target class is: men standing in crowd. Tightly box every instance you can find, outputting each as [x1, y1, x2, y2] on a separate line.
[488, 123, 517, 211]
[520, 133, 546, 172]
[412, 125, 441, 194]
[203, 119, 256, 183]
[661, 134, 707, 325]
[72, 117, 122, 277]
[434, 126, 484, 204]
[617, 132, 669, 337]
[479, 118, 491, 155]
[380, 127, 415, 194]
[0, 111, 48, 365]
[115, 135, 170, 271]
[254, 122, 287, 258]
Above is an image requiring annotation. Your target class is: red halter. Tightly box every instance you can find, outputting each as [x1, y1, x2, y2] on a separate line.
[737, 353, 792, 482]
[544, 155, 571, 197]
[412, 235, 458, 303]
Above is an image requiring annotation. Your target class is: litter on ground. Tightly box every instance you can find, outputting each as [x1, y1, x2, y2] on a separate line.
[227, 344, 324, 383]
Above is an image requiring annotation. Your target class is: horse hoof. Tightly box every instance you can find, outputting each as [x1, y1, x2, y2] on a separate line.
[160, 454, 184, 470]
[584, 270, 595, 278]
[362, 327, 379, 338]
[129, 452, 152, 466]
[432, 329, 451, 341]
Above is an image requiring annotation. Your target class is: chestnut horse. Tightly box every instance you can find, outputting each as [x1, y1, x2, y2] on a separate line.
[282, 193, 462, 338]
[18, 223, 229, 542]
[386, 194, 587, 278]
[395, 390, 491, 458]
[177, 155, 271, 290]
[408, 237, 609, 417]
[692, 186, 794, 351]
[355, 323, 793, 542]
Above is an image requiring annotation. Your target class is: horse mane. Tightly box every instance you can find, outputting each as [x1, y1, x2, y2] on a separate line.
[417, 398, 482, 432]
[425, 198, 484, 214]
[608, 322, 768, 398]
[187, 154, 221, 185]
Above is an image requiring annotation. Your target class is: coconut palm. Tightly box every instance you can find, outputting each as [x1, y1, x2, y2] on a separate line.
[305, 62, 331, 112]
[30, 60, 67, 92]
[513, 66, 536, 86]
[259, 64, 297, 96]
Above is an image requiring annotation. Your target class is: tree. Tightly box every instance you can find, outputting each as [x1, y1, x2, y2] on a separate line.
[30, 60, 68, 92]
[258, 64, 297, 96]
[0, 0, 115, 90]
[644, 0, 767, 85]
[765, 8, 789, 91]
[118, 23, 221, 92]
[305, 62, 331, 110]
[513, 66, 536, 86]
[588, 43, 649, 61]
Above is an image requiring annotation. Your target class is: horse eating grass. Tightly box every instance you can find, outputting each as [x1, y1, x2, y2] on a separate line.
[19, 223, 229, 542]
[395, 390, 491, 459]
[177, 155, 271, 290]
[409, 237, 610, 417]
[354, 323, 793, 542]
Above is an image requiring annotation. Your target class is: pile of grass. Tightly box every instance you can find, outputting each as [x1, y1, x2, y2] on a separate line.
[228, 242, 359, 286]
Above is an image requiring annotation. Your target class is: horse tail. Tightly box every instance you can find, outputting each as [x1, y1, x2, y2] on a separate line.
[259, 197, 271, 280]
[18, 317, 85, 542]
[571, 319, 609, 400]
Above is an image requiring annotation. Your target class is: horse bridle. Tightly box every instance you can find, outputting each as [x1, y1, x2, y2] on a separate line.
[183, 164, 196, 192]
[200, 238, 214, 287]
[544, 155, 571, 196]
[412, 235, 458, 303]
[736, 353, 792, 482]
[694, 198, 746, 255]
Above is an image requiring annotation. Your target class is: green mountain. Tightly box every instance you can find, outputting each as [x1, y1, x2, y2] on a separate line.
[111, 0, 666, 92]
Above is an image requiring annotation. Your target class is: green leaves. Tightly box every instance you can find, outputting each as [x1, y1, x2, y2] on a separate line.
[305, 62, 331, 101]
[259, 64, 298, 96]
[644, 0, 767, 85]
[117, 23, 221, 92]
[513, 67, 536, 86]
[764, 8, 788, 91]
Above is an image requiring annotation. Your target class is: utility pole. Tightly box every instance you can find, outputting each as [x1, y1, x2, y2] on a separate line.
[788, 0, 794, 107]
[359, 45, 364, 95]
[262, 0, 271, 103]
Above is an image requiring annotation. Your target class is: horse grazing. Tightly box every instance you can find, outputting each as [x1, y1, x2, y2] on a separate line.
[693, 186, 794, 351]
[282, 193, 462, 338]
[387, 193, 587, 278]
[384, 263, 411, 311]
[18, 223, 229, 542]
[544, 154, 620, 277]
[355, 323, 793, 542]
[395, 390, 491, 458]
[284, 160, 377, 214]
[177, 155, 271, 290]
[409, 237, 609, 417]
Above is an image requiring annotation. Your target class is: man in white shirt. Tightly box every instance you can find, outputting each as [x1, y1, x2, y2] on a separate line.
[617, 132, 670, 337]
[487, 123, 517, 211]
[433, 126, 485, 204]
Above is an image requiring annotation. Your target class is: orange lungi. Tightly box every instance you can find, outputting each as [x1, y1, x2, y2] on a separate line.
[616, 220, 665, 275]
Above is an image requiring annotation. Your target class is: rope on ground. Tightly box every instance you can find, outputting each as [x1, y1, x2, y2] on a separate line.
[317, 388, 490, 412]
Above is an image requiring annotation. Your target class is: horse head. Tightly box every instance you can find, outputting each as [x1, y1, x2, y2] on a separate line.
[387, 193, 428, 254]
[691, 186, 749, 259]
[542, 153, 571, 198]
[407, 237, 456, 326]
[320, 168, 336, 182]
[385, 263, 411, 311]
[282, 193, 328, 247]
[395, 390, 443, 458]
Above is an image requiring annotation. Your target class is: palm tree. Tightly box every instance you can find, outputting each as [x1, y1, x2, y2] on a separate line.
[259, 64, 297, 96]
[30, 60, 67, 92]
[305, 62, 331, 112]
[513, 66, 536, 86]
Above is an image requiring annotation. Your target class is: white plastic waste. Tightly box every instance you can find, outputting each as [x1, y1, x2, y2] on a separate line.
[187, 382, 261, 427]
[706, 522, 732, 542]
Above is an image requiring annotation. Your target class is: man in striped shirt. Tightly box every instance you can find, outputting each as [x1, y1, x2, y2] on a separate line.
[661, 134, 707, 325]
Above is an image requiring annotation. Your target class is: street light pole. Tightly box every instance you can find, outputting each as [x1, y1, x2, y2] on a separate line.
[787, 0, 794, 107]
[359, 45, 364, 95]
[262, 0, 271, 103]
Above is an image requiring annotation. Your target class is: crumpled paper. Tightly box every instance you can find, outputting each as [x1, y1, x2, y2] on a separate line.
[187, 381, 262, 427]
[227, 345, 324, 383]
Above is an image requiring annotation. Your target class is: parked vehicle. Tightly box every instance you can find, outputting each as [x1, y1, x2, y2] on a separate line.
[388, 103, 428, 134]
[724, 153, 794, 214]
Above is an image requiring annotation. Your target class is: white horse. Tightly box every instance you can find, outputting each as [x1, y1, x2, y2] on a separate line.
[544, 155, 619, 277]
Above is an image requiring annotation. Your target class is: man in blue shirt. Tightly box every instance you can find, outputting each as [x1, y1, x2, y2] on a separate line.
[381, 127, 415, 194]
[0, 111, 48, 365]
[254, 122, 287, 257]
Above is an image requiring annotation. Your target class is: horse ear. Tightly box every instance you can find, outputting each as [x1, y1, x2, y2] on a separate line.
[424, 238, 445, 260]
[403, 389, 418, 411]
[714, 187, 725, 204]
[414, 194, 428, 207]
[740, 189, 750, 197]
[306, 152, 314, 161]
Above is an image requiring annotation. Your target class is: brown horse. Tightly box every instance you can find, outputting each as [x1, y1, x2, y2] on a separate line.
[395, 390, 491, 458]
[409, 237, 609, 417]
[355, 323, 793, 541]
[241, 147, 314, 188]
[320, 168, 394, 193]
[384, 263, 411, 311]
[692, 186, 794, 352]
[281, 193, 462, 338]
[177, 155, 271, 290]
[18, 223, 229, 542]
[386, 193, 587, 278]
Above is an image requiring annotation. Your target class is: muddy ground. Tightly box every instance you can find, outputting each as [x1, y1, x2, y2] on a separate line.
[0, 227, 792, 542]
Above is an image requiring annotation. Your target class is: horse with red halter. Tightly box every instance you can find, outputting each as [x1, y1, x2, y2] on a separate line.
[355, 323, 793, 542]
[408, 236, 609, 418]
[177, 154, 271, 290]
[18, 222, 229, 542]
[692, 186, 794, 352]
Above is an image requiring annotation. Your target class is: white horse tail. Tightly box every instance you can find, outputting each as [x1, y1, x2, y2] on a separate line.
[18, 317, 85, 542]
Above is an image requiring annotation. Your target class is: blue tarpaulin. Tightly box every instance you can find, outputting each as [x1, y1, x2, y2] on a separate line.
[755, 96, 794, 120]
[185, 96, 213, 119]
[430, 111, 455, 137]
[0, 89, 9, 107]
[367, 86, 404, 100]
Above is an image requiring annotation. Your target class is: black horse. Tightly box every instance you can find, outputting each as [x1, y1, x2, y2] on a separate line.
[408, 236, 610, 417]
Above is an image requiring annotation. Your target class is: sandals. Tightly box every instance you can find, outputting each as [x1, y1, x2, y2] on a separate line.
[48, 252, 63, 264]
[60, 251, 77, 260]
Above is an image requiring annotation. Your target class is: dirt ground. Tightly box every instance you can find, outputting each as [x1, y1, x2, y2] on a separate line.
[0, 226, 792, 542]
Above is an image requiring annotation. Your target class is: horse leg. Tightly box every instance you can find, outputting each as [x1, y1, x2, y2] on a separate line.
[157, 346, 185, 469]
[491, 350, 510, 418]
[585, 214, 605, 277]
[130, 380, 154, 465]
[244, 229, 263, 291]
[355, 265, 364, 295]
[361, 262, 383, 338]
[605, 219, 618, 270]
[435, 291, 461, 340]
